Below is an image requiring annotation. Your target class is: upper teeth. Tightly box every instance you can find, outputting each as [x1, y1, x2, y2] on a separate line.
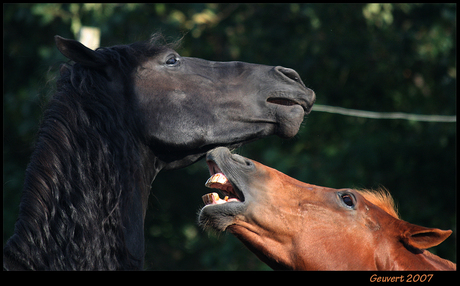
[205, 173, 228, 187]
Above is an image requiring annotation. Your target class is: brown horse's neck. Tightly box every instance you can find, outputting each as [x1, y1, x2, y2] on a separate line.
[376, 243, 456, 270]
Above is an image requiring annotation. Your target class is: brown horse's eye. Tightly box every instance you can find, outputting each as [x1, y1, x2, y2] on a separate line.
[340, 193, 355, 208]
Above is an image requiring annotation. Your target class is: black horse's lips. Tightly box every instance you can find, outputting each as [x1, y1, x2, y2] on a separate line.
[267, 97, 309, 113]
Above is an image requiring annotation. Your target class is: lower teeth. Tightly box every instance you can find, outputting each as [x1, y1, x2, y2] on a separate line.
[202, 193, 230, 205]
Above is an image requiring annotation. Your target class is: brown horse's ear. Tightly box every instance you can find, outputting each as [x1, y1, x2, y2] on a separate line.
[400, 221, 452, 250]
[54, 35, 106, 69]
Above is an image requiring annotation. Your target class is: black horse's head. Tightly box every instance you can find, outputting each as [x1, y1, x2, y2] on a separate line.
[55, 35, 315, 170]
[136, 56, 315, 169]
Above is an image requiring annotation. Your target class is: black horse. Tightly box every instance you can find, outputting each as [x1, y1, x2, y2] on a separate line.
[3, 34, 315, 270]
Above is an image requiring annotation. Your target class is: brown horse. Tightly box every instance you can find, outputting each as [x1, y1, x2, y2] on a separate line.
[199, 147, 455, 270]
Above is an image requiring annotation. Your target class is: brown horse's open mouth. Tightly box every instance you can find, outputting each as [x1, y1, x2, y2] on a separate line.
[198, 147, 253, 231]
[202, 161, 245, 205]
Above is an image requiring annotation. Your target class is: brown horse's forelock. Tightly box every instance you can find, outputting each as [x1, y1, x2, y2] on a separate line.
[357, 188, 399, 219]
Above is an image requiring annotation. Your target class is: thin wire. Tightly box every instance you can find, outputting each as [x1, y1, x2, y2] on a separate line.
[312, 104, 456, 123]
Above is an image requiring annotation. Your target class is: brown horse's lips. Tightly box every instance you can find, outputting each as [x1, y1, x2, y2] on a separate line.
[203, 173, 242, 205]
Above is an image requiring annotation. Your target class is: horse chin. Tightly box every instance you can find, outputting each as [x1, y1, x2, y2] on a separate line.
[273, 104, 306, 139]
[198, 202, 246, 232]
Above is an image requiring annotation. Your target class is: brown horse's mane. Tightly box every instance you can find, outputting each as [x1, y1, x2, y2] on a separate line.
[357, 188, 399, 219]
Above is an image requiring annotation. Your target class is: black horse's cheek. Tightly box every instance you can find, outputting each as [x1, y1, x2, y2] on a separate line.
[275, 105, 305, 139]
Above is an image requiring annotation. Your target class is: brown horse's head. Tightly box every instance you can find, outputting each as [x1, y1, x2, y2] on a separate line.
[199, 147, 454, 270]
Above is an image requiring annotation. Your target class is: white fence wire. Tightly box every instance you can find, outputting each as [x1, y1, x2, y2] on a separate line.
[312, 104, 456, 123]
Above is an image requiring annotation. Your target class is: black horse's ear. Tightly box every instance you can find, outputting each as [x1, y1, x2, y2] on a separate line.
[55, 35, 106, 68]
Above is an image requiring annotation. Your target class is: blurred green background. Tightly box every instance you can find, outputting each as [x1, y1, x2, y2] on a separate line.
[3, 4, 456, 270]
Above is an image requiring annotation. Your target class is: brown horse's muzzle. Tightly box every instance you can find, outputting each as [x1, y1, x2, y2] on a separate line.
[198, 147, 256, 231]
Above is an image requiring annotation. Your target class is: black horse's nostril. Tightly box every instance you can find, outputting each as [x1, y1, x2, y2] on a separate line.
[275, 66, 305, 87]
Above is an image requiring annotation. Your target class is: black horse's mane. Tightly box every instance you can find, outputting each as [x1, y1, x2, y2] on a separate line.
[3, 35, 170, 270]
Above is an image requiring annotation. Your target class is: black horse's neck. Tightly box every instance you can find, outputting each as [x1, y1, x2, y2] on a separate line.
[3, 73, 159, 270]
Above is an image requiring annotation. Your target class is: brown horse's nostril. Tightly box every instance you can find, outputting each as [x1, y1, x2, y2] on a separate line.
[275, 66, 305, 87]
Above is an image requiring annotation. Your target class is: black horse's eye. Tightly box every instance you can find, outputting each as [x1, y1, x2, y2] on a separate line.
[166, 56, 178, 66]
[340, 193, 355, 208]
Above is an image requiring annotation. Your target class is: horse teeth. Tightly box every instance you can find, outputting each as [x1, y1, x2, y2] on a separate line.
[205, 173, 228, 188]
[202, 192, 220, 205]
[202, 192, 229, 205]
